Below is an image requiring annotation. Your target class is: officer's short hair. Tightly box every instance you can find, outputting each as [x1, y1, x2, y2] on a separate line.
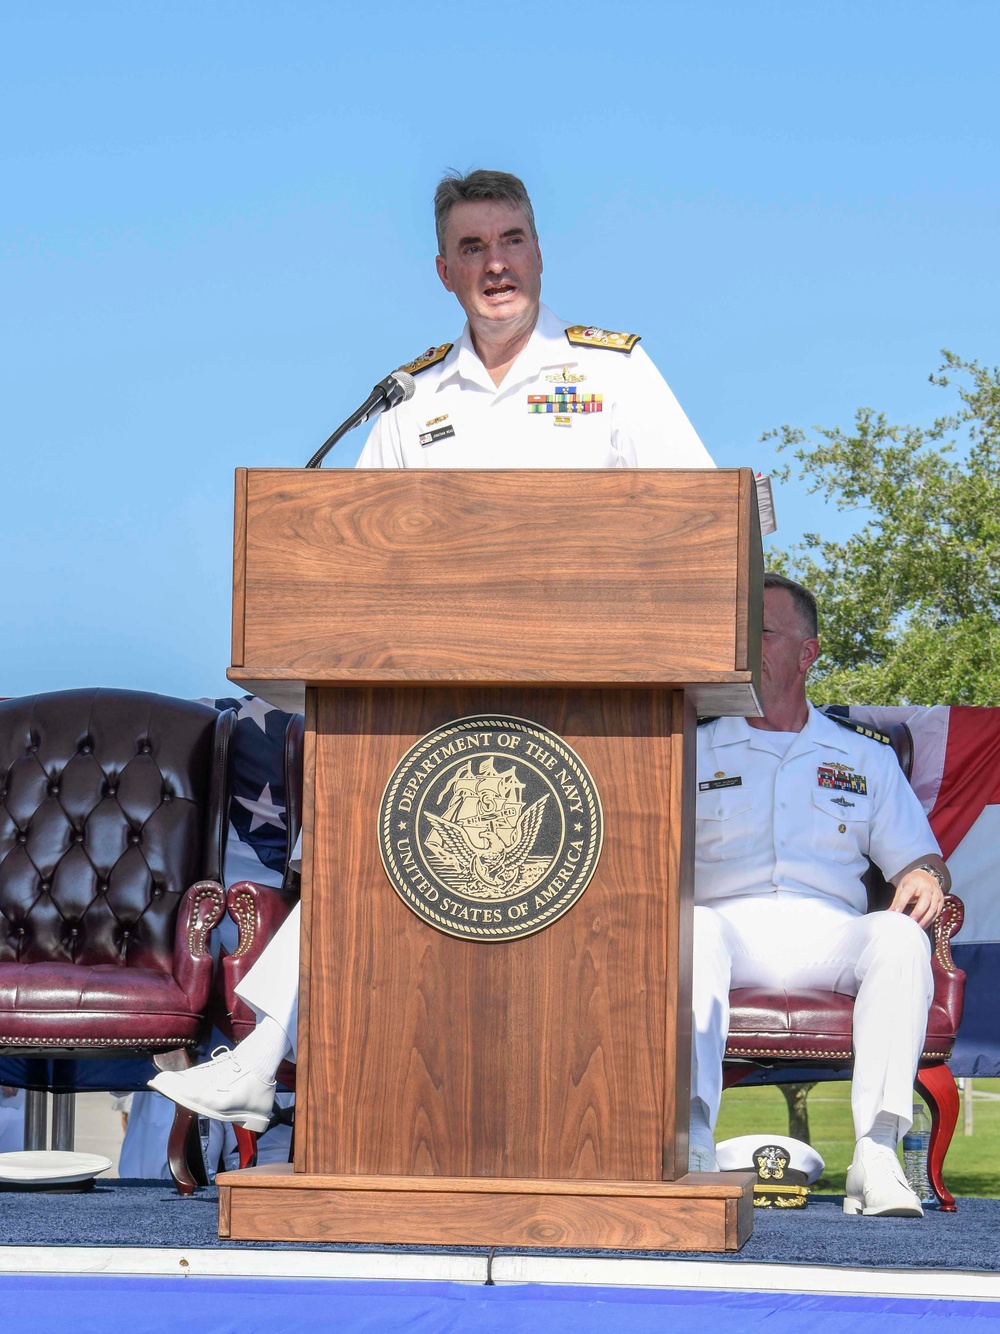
[434, 170, 538, 256]
[764, 572, 818, 639]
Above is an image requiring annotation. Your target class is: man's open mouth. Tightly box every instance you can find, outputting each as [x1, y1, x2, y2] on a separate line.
[483, 283, 517, 298]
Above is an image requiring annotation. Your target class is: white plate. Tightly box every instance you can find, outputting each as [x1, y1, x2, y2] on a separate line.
[0, 1150, 113, 1185]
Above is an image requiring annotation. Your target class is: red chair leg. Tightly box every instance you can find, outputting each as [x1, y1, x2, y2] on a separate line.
[166, 1106, 200, 1196]
[234, 1126, 259, 1170]
[155, 1048, 208, 1195]
[916, 1063, 960, 1213]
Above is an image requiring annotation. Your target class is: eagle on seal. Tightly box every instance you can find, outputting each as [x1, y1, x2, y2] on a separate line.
[423, 794, 550, 899]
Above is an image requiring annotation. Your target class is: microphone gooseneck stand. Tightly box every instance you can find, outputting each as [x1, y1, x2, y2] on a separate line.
[304, 390, 384, 469]
[305, 370, 416, 469]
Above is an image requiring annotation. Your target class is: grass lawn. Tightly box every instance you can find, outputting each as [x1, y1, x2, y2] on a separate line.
[715, 1077, 1000, 1197]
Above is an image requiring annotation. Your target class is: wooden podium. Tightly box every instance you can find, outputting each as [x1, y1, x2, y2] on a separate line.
[218, 468, 762, 1252]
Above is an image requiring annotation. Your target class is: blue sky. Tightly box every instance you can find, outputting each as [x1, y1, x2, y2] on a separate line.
[4, 1, 998, 699]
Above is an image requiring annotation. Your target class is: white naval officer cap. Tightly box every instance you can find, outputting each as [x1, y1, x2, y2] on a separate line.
[716, 1134, 824, 1208]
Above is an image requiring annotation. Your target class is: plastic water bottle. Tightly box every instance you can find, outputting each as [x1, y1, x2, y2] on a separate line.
[902, 1099, 933, 1203]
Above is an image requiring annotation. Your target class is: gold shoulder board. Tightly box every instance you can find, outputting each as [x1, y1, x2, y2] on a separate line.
[396, 343, 453, 376]
[827, 714, 891, 745]
[565, 325, 641, 354]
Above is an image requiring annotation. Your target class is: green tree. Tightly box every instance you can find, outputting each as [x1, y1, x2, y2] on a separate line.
[767, 353, 1000, 705]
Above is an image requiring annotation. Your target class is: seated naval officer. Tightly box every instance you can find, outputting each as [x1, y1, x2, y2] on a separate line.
[690, 573, 948, 1217]
[150, 166, 715, 1131]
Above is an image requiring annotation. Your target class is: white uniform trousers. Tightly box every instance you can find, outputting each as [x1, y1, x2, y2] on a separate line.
[234, 902, 301, 1060]
[692, 895, 933, 1142]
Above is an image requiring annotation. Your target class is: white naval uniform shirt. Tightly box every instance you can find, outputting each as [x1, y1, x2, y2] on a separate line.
[695, 706, 940, 915]
[356, 304, 714, 470]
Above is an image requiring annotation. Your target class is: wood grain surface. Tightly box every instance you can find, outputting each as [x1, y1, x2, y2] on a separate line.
[662, 692, 695, 1179]
[222, 467, 765, 1250]
[296, 687, 692, 1185]
[736, 469, 764, 675]
[231, 468, 760, 704]
[230, 467, 247, 669]
[217, 1166, 755, 1250]
[219, 1162, 749, 1196]
[229, 674, 759, 719]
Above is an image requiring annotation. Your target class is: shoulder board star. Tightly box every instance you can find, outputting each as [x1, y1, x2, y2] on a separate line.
[396, 343, 453, 376]
[826, 714, 891, 745]
[565, 325, 641, 354]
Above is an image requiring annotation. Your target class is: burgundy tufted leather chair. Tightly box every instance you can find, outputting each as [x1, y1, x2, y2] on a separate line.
[0, 688, 235, 1192]
[722, 719, 966, 1210]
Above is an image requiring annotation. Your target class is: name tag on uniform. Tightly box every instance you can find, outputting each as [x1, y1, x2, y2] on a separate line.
[699, 776, 743, 792]
[419, 425, 456, 447]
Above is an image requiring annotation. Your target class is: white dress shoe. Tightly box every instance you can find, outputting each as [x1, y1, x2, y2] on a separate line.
[148, 1047, 275, 1133]
[843, 1141, 924, 1217]
[688, 1143, 719, 1172]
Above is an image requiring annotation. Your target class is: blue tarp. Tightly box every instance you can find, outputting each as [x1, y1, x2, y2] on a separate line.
[2, 1278, 1000, 1334]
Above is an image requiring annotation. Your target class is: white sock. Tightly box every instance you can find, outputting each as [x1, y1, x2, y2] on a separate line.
[230, 1017, 291, 1082]
[857, 1111, 901, 1153]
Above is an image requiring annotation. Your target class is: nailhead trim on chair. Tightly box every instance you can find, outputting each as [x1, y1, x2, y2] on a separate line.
[727, 1044, 854, 1059]
[187, 881, 226, 956]
[229, 888, 257, 958]
[726, 1044, 943, 1060]
[0, 1036, 196, 1047]
[934, 895, 963, 971]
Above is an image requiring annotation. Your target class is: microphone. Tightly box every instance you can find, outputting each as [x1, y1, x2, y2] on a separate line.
[304, 370, 416, 469]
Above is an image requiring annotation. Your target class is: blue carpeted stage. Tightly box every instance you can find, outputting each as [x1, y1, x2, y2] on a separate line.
[2, 1181, 1000, 1331]
[3, 1180, 1000, 1270]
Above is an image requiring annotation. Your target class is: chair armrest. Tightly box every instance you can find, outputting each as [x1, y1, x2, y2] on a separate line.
[932, 893, 964, 973]
[221, 881, 298, 1040]
[929, 892, 966, 1036]
[172, 880, 227, 1008]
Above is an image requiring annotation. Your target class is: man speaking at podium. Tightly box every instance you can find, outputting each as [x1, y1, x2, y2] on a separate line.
[151, 168, 714, 1140]
[357, 168, 714, 470]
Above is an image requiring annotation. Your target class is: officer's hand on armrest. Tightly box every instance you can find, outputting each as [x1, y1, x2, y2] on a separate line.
[888, 856, 949, 929]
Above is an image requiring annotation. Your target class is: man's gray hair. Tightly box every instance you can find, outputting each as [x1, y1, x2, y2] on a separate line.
[764, 571, 819, 639]
[434, 169, 537, 255]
